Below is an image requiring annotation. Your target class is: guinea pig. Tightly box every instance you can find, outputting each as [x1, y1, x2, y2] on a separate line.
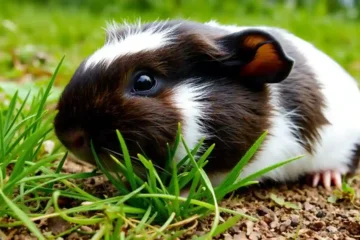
[54, 19, 360, 190]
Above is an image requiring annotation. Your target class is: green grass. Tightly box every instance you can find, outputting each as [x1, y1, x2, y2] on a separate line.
[1, 0, 360, 238]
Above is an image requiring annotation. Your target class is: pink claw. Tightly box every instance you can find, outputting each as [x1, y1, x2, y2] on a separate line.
[309, 170, 342, 190]
[312, 173, 320, 187]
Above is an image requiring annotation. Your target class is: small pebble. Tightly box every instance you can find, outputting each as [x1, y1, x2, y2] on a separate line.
[349, 209, 360, 216]
[259, 220, 268, 229]
[270, 220, 279, 229]
[326, 226, 337, 233]
[245, 220, 254, 236]
[290, 215, 300, 227]
[263, 214, 273, 224]
[342, 221, 360, 235]
[336, 213, 347, 218]
[304, 212, 316, 221]
[43, 140, 55, 154]
[316, 210, 327, 218]
[67, 232, 80, 239]
[298, 228, 309, 235]
[309, 221, 325, 231]
[304, 202, 315, 211]
[282, 219, 291, 226]
[79, 226, 93, 233]
[256, 207, 269, 216]
[269, 237, 286, 240]
[233, 232, 247, 240]
[224, 233, 233, 240]
[265, 232, 277, 238]
[47, 216, 72, 235]
[279, 224, 287, 232]
[89, 178, 96, 184]
[249, 232, 260, 240]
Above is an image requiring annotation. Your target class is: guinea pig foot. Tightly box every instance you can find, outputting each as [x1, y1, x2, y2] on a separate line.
[309, 170, 342, 190]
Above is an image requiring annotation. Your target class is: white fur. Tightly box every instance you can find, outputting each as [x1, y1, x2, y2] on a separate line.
[171, 81, 211, 162]
[84, 21, 178, 70]
[205, 20, 360, 185]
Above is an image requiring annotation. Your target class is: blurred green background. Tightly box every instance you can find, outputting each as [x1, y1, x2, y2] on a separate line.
[1, 0, 360, 88]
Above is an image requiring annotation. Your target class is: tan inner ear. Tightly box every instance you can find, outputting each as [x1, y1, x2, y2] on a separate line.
[239, 35, 284, 78]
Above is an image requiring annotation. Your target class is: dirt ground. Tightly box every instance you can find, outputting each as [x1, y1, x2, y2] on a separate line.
[1, 159, 360, 240]
[206, 179, 360, 240]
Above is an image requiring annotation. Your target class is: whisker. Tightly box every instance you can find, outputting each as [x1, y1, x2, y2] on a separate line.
[136, 142, 149, 159]
[102, 147, 140, 161]
[102, 147, 173, 175]
[96, 147, 148, 178]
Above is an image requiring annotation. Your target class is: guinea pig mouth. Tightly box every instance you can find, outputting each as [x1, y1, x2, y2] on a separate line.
[66, 141, 118, 168]
[67, 147, 97, 165]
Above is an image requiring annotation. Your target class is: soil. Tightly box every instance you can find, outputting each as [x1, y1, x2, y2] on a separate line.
[200, 179, 360, 240]
[1, 158, 360, 240]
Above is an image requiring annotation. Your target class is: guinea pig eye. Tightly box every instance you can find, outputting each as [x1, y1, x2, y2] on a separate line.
[133, 74, 156, 92]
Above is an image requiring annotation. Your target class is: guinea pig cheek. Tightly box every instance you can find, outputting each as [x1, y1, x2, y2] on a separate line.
[113, 92, 180, 166]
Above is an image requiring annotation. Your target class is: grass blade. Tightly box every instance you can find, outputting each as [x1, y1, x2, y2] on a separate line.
[177, 137, 206, 171]
[3, 153, 65, 194]
[3, 90, 18, 133]
[0, 110, 5, 164]
[169, 159, 180, 216]
[220, 155, 303, 196]
[215, 131, 268, 194]
[48, 152, 68, 189]
[181, 135, 219, 238]
[135, 206, 152, 234]
[182, 144, 215, 213]
[0, 189, 45, 240]
[151, 212, 176, 239]
[91, 141, 128, 193]
[116, 130, 136, 190]
[32, 55, 65, 133]
[212, 215, 243, 237]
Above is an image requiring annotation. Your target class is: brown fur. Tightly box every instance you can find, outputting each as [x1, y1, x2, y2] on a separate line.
[202, 84, 272, 172]
[279, 71, 330, 154]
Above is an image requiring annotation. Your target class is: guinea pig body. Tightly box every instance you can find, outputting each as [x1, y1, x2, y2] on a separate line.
[206, 21, 360, 188]
[54, 19, 360, 190]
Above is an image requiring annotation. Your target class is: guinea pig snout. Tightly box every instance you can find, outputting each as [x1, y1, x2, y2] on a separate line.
[59, 130, 88, 150]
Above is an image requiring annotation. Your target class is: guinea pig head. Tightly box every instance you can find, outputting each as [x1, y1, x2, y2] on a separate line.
[54, 20, 294, 172]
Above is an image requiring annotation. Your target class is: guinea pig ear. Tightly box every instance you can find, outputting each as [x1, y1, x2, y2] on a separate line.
[218, 29, 294, 86]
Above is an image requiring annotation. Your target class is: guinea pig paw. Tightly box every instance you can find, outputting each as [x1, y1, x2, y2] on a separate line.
[310, 170, 342, 190]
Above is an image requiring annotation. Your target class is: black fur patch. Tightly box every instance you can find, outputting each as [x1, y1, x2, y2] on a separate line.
[349, 143, 360, 174]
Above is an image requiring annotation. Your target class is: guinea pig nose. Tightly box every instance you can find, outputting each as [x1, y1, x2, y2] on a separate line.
[67, 130, 88, 149]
